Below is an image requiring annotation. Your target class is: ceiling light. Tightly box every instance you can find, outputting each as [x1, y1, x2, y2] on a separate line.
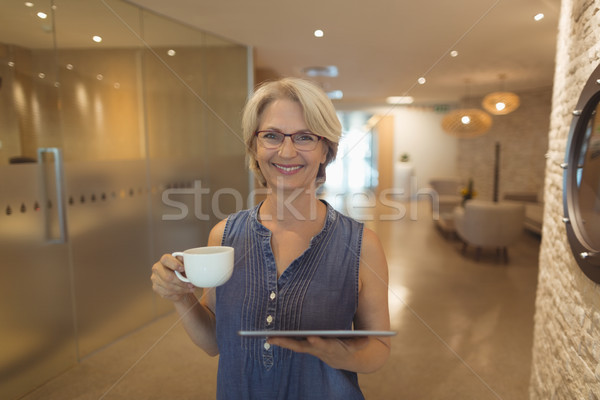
[167, 49, 176, 56]
[534, 13, 544, 21]
[450, 50, 459, 57]
[482, 74, 520, 115]
[92, 35, 102, 43]
[441, 109, 492, 138]
[482, 91, 520, 115]
[24, 2, 34, 7]
[302, 65, 338, 77]
[386, 96, 414, 105]
[417, 77, 426, 85]
[314, 29, 324, 38]
[36, 11, 47, 19]
[327, 90, 343, 100]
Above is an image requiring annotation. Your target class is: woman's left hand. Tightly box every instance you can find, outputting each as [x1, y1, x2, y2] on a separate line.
[266, 336, 371, 370]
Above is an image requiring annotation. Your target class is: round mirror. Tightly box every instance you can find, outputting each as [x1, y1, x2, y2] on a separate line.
[563, 63, 600, 282]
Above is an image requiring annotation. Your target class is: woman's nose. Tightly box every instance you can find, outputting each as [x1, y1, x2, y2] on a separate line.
[278, 136, 297, 157]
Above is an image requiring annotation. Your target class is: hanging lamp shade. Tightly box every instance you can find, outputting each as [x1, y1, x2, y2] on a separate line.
[441, 108, 492, 138]
[482, 91, 520, 115]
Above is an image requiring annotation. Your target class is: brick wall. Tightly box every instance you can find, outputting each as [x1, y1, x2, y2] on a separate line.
[530, 0, 600, 398]
[457, 87, 551, 202]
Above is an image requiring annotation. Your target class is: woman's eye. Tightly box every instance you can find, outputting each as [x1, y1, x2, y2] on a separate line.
[295, 134, 316, 142]
[262, 132, 280, 140]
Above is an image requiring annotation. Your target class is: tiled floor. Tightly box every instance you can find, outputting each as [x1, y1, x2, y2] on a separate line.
[22, 199, 540, 399]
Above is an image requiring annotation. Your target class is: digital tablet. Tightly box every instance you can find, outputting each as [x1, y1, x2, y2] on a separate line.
[238, 330, 397, 338]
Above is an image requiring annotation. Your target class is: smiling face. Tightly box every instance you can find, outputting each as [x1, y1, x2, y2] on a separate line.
[255, 98, 327, 193]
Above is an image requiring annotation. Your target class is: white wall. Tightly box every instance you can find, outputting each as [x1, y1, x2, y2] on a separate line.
[364, 106, 460, 192]
[390, 107, 459, 192]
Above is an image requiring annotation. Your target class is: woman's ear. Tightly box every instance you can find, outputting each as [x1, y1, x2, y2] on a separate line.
[320, 144, 328, 164]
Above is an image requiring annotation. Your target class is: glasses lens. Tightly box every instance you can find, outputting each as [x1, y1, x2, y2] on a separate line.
[257, 131, 284, 149]
[292, 133, 320, 150]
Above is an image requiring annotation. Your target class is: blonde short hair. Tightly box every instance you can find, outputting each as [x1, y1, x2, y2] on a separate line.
[242, 77, 341, 186]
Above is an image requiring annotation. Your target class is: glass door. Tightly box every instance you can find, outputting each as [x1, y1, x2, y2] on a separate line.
[0, 3, 77, 397]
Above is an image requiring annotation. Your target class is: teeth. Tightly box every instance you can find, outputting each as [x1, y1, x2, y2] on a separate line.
[275, 164, 301, 172]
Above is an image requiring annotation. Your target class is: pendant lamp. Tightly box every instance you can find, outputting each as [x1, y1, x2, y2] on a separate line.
[441, 108, 492, 138]
[442, 79, 492, 138]
[482, 74, 520, 115]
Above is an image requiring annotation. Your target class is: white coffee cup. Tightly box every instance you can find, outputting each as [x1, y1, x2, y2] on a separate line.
[172, 246, 234, 287]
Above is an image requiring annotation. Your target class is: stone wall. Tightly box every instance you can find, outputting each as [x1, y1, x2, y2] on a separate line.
[530, 0, 600, 398]
[457, 87, 552, 202]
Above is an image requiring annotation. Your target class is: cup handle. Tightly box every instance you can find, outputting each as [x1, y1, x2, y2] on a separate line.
[171, 252, 190, 283]
[174, 270, 190, 283]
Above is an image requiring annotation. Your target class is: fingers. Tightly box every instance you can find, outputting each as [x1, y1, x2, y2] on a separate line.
[267, 336, 369, 357]
[150, 254, 195, 301]
[267, 337, 312, 354]
[159, 253, 184, 273]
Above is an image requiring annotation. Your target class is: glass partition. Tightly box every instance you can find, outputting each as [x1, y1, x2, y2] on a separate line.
[0, 1, 250, 398]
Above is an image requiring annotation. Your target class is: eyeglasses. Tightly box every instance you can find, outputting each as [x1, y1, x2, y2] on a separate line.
[254, 130, 324, 151]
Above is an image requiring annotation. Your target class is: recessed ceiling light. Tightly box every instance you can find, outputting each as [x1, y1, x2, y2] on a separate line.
[417, 77, 426, 85]
[24, 2, 34, 8]
[92, 35, 102, 43]
[450, 50, 459, 57]
[302, 65, 338, 77]
[36, 11, 47, 19]
[386, 96, 414, 105]
[534, 13, 544, 21]
[167, 49, 176, 56]
[327, 90, 343, 100]
[314, 29, 324, 38]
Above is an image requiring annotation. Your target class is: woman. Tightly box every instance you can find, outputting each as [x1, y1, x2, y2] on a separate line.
[151, 77, 390, 399]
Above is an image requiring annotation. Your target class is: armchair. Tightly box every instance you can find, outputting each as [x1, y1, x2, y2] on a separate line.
[428, 177, 463, 237]
[429, 177, 463, 215]
[453, 200, 525, 262]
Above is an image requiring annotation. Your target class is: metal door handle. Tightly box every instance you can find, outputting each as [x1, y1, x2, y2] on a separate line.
[37, 148, 67, 244]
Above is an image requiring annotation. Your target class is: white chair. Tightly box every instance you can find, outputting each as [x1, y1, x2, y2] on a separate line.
[453, 200, 525, 262]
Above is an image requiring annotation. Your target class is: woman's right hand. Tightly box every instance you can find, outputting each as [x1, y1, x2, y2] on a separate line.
[151, 254, 196, 302]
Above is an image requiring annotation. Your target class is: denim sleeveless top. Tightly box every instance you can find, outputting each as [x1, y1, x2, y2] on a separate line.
[215, 201, 365, 400]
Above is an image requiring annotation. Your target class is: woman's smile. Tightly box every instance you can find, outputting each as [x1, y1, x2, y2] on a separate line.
[273, 163, 303, 174]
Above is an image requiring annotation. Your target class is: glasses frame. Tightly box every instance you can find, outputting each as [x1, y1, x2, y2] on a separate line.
[254, 130, 324, 151]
